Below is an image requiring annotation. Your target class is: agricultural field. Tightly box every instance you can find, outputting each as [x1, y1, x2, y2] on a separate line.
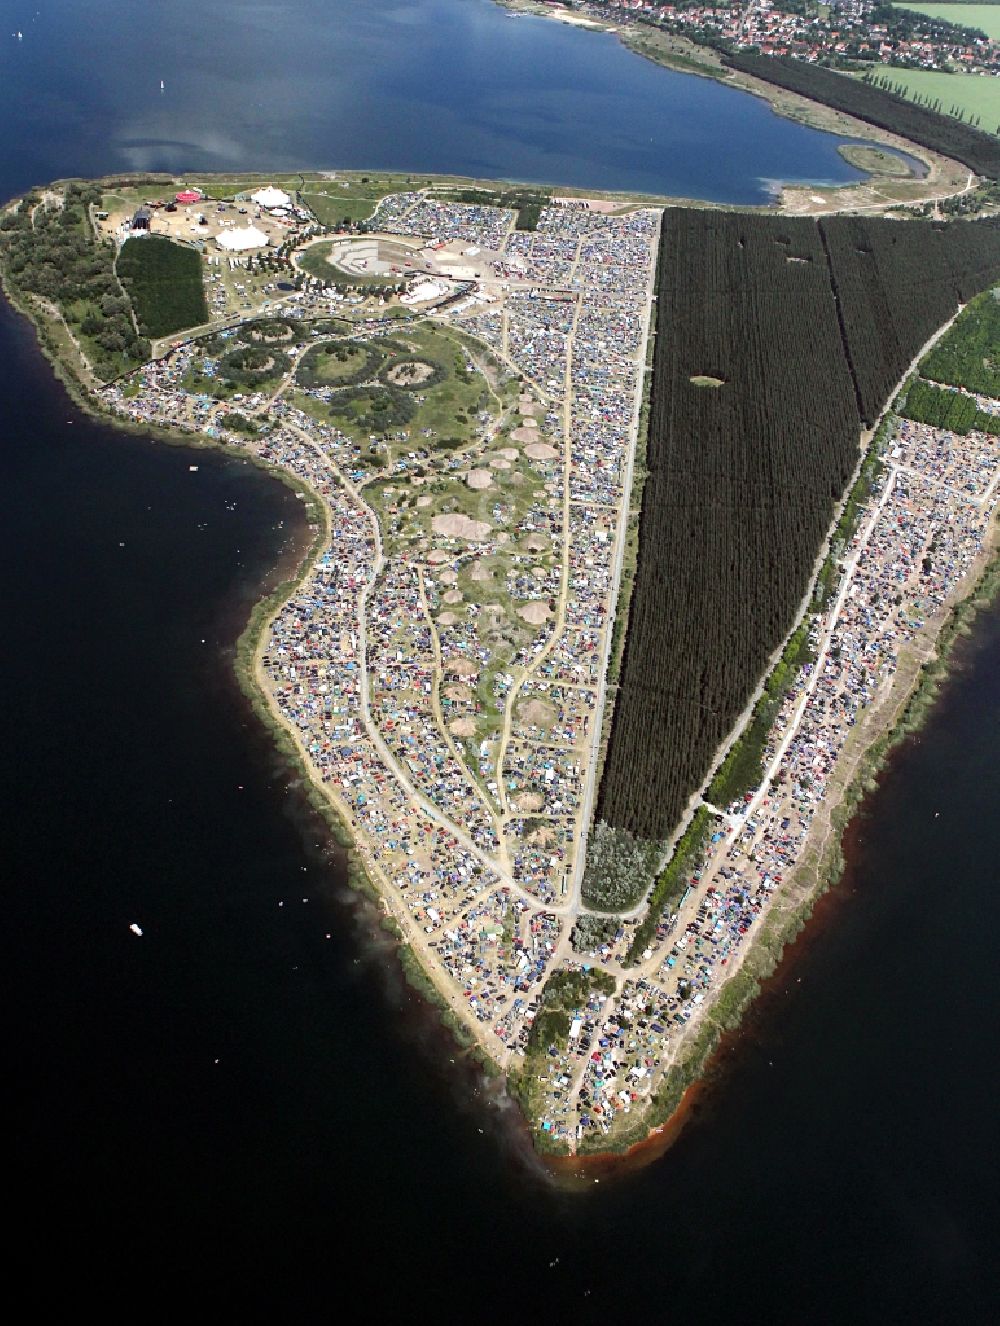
[116, 236, 208, 338]
[889, 4, 1000, 41]
[597, 208, 1000, 843]
[860, 67, 1000, 130]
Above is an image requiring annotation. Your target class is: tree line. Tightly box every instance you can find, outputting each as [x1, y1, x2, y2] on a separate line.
[0, 183, 150, 380]
[721, 52, 1000, 181]
[597, 208, 1000, 845]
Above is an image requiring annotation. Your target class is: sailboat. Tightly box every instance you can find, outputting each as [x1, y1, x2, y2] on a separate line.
[160, 79, 165, 92]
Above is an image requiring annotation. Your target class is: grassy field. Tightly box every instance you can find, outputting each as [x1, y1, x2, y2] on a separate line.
[299, 323, 493, 459]
[860, 68, 1000, 129]
[890, 4, 1000, 41]
[837, 143, 916, 176]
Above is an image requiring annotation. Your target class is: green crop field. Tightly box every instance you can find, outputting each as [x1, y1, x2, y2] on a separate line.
[117, 236, 208, 338]
[890, 4, 1000, 41]
[863, 67, 1000, 130]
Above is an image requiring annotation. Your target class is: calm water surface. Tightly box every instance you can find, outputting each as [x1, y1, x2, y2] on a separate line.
[0, 0, 866, 201]
[2, 0, 998, 1315]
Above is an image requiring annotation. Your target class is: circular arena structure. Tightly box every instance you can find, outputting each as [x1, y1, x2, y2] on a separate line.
[330, 237, 389, 275]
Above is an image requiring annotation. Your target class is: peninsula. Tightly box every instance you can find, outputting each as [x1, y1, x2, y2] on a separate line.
[2, 161, 998, 1157]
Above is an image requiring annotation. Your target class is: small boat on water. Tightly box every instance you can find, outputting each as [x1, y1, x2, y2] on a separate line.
[129, 922, 143, 937]
[160, 79, 165, 91]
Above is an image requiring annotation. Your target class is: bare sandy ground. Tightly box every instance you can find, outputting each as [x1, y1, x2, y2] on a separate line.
[445, 657, 478, 677]
[518, 600, 550, 625]
[388, 360, 434, 385]
[525, 441, 559, 461]
[519, 697, 555, 727]
[516, 791, 546, 812]
[433, 513, 492, 539]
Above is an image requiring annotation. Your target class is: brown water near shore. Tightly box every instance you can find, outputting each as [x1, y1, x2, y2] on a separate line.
[544, 785, 895, 1182]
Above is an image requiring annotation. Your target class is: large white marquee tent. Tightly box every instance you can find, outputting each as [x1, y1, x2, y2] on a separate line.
[216, 225, 269, 252]
[251, 186, 291, 209]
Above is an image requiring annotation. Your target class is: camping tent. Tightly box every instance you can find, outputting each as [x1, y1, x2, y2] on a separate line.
[216, 225, 269, 252]
[251, 186, 291, 209]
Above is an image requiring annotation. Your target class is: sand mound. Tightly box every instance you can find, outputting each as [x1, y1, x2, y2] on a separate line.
[437, 611, 458, 627]
[446, 657, 477, 677]
[522, 534, 548, 552]
[519, 698, 555, 727]
[466, 469, 493, 490]
[518, 601, 550, 625]
[427, 549, 452, 565]
[489, 456, 511, 470]
[416, 495, 432, 508]
[432, 513, 491, 540]
[388, 360, 434, 386]
[511, 427, 539, 444]
[438, 569, 458, 585]
[525, 442, 558, 461]
[516, 791, 545, 812]
[443, 589, 463, 604]
[444, 683, 473, 703]
[470, 561, 493, 582]
[449, 717, 477, 738]
[518, 415, 538, 429]
[496, 447, 519, 461]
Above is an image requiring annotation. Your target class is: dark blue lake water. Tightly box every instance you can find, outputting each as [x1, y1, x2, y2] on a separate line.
[0, 0, 865, 202]
[2, 0, 997, 1316]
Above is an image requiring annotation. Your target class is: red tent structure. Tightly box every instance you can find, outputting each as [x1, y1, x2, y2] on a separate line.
[175, 189, 202, 204]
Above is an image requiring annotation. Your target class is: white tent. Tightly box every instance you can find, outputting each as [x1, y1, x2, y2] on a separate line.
[251, 186, 291, 209]
[216, 225, 269, 252]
